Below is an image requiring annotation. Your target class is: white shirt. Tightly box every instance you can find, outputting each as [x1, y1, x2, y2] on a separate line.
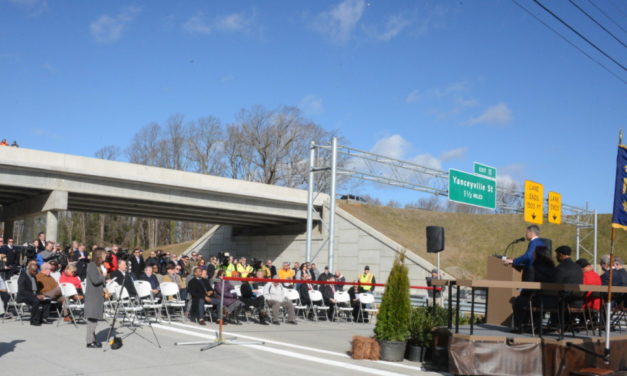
[262, 283, 286, 302]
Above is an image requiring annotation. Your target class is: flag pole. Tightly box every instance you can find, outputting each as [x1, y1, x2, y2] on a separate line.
[604, 129, 622, 363]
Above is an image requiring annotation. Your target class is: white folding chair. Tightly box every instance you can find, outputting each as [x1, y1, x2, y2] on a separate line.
[285, 289, 308, 319]
[334, 291, 353, 322]
[59, 282, 84, 327]
[133, 281, 162, 321]
[160, 282, 186, 323]
[357, 293, 378, 323]
[6, 279, 28, 323]
[308, 290, 330, 321]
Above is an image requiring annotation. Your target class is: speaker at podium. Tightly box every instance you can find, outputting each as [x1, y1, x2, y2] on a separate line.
[486, 256, 521, 326]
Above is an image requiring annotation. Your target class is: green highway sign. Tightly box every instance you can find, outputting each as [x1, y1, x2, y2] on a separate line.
[448, 168, 497, 209]
[473, 162, 497, 179]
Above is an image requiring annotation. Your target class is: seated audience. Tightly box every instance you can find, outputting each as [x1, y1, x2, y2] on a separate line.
[162, 264, 187, 301]
[59, 262, 84, 296]
[0, 274, 12, 318]
[17, 260, 51, 325]
[140, 266, 161, 298]
[263, 280, 297, 325]
[576, 258, 601, 311]
[297, 273, 317, 306]
[36, 262, 70, 321]
[320, 275, 338, 320]
[213, 270, 244, 322]
[240, 270, 269, 324]
[109, 260, 137, 296]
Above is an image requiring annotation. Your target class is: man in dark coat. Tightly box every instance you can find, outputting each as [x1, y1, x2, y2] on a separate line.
[129, 249, 145, 278]
[17, 260, 51, 325]
[110, 260, 137, 297]
[320, 275, 338, 320]
[239, 270, 269, 324]
[85, 249, 107, 348]
[551, 246, 584, 328]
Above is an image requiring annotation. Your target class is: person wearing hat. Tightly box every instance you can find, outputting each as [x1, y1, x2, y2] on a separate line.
[358, 266, 376, 293]
[575, 258, 601, 311]
[425, 268, 442, 301]
[552, 246, 583, 320]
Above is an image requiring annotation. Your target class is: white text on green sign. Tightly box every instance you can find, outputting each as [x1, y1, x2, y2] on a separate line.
[448, 169, 497, 209]
[473, 162, 497, 179]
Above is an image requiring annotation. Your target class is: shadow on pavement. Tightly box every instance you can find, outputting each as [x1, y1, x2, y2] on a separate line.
[0, 339, 26, 357]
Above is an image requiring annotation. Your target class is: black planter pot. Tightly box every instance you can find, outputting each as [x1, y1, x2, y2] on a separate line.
[379, 340, 407, 362]
[405, 343, 426, 362]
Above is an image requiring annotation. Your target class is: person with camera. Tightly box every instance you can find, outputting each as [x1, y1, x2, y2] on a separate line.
[0, 237, 18, 279]
[36, 241, 59, 267]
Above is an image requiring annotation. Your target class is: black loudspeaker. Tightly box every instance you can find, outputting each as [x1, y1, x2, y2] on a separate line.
[426, 226, 445, 253]
[540, 238, 552, 253]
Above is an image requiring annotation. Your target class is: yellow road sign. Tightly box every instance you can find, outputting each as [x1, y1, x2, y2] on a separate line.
[548, 192, 562, 224]
[524, 180, 544, 224]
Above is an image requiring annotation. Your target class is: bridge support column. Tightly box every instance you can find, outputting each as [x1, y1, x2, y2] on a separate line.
[0, 191, 67, 243]
[1, 220, 14, 239]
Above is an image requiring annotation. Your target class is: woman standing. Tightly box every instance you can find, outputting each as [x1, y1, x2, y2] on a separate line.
[85, 248, 107, 348]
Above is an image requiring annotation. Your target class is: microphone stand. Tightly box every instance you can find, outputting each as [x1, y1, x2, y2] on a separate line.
[494, 240, 518, 259]
[175, 278, 264, 351]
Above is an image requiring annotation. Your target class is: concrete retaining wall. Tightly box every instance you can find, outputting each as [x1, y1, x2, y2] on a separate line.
[192, 204, 449, 295]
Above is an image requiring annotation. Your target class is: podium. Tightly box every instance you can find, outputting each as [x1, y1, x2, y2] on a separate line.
[486, 256, 522, 326]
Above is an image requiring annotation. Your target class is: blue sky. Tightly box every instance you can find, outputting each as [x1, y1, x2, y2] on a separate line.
[1, 0, 626, 213]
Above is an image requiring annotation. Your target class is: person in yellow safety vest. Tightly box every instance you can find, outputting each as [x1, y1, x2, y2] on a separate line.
[236, 257, 253, 278]
[224, 256, 236, 277]
[358, 266, 376, 293]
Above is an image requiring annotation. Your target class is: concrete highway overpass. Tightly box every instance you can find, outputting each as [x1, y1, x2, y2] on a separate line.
[0, 147, 446, 286]
[0, 147, 325, 241]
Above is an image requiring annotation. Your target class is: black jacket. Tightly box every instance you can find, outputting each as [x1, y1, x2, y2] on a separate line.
[110, 270, 137, 296]
[0, 245, 17, 266]
[298, 283, 316, 305]
[130, 256, 145, 277]
[320, 284, 337, 301]
[555, 258, 583, 285]
[17, 270, 40, 302]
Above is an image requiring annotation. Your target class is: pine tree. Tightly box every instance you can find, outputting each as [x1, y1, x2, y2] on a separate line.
[374, 251, 411, 342]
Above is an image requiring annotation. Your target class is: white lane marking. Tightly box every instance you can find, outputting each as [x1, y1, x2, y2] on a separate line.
[155, 324, 408, 376]
[160, 321, 429, 373]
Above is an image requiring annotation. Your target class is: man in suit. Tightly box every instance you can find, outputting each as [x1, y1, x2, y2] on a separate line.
[504, 225, 545, 271]
[320, 275, 338, 321]
[17, 260, 51, 325]
[36, 232, 46, 253]
[110, 260, 137, 296]
[140, 266, 161, 299]
[129, 249, 145, 278]
[73, 244, 89, 263]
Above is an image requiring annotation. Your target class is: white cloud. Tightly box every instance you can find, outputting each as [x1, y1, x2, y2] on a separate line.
[90, 7, 141, 43]
[31, 127, 61, 140]
[183, 12, 212, 35]
[370, 134, 410, 160]
[314, 0, 365, 44]
[183, 12, 253, 35]
[440, 147, 468, 161]
[405, 89, 421, 103]
[215, 13, 249, 32]
[466, 103, 512, 126]
[411, 153, 442, 170]
[368, 14, 410, 41]
[299, 95, 324, 116]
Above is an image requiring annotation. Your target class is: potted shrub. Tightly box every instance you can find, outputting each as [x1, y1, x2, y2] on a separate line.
[406, 306, 432, 362]
[374, 252, 411, 361]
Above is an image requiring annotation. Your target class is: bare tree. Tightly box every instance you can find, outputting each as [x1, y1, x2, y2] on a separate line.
[94, 145, 121, 160]
[187, 116, 225, 175]
[225, 105, 337, 188]
[405, 195, 443, 211]
[126, 123, 162, 166]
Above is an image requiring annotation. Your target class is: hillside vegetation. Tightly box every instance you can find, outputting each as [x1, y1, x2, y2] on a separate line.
[340, 203, 627, 279]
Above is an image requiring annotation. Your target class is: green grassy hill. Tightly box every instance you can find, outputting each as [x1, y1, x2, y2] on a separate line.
[340, 203, 627, 278]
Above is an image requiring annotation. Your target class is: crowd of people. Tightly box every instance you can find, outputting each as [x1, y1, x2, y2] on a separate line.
[0, 232, 379, 337]
[0, 139, 19, 147]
